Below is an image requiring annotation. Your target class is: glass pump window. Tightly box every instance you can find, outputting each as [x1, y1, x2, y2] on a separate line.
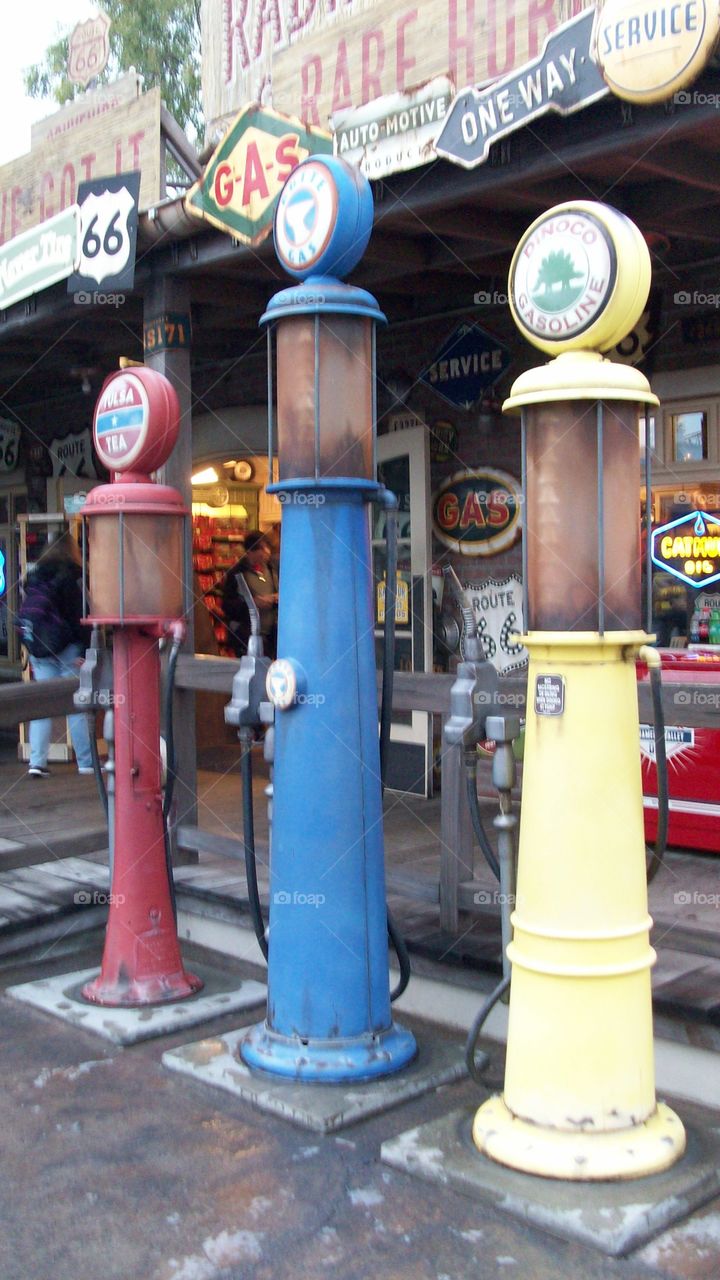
[671, 411, 708, 463]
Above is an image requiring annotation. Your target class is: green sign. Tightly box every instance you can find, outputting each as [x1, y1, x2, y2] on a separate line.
[0, 207, 80, 311]
[185, 104, 332, 246]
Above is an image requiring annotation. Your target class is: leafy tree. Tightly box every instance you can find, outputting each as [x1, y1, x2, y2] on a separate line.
[24, 0, 202, 140]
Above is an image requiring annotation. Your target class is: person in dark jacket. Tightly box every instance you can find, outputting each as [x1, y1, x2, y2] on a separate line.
[222, 530, 279, 658]
[22, 532, 94, 778]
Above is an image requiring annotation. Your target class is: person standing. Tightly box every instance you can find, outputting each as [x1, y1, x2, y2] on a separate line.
[18, 532, 94, 778]
[222, 530, 279, 659]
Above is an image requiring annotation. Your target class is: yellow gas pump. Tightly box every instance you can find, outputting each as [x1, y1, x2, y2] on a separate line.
[471, 202, 686, 1179]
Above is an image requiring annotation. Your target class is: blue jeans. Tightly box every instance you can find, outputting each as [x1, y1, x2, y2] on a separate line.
[29, 642, 94, 770]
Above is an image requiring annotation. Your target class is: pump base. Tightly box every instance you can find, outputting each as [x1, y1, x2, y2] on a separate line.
[82, 968, 203, 1008]
[472, 1095, 686, 1181]
[240, 1019, 417, 1082]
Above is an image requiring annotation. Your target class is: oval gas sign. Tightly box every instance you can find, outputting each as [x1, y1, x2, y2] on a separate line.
[432, 468, 521, 556]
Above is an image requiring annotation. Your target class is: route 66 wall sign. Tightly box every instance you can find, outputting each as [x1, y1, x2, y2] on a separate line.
[67, 171, 141, 293]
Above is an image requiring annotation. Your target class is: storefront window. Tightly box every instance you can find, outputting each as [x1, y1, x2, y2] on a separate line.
[671, 411, 708, 463]
[639, 414, 655, 462]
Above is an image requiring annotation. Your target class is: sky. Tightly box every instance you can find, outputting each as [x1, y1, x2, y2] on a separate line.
[0, 2, 93, 165]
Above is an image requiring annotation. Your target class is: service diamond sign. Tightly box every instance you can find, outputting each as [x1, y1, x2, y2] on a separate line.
[421, 322, 511, 409]
[185, 104, 332, 245]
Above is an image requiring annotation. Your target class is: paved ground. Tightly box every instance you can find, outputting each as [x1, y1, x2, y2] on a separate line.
[2, 939, 720, 1280]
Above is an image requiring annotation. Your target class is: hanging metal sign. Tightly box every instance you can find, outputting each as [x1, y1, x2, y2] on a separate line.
[333, 76, 454, 178]
[0, 417, 20, 473]
[436, 9, 607, 170]
[67, 171, 140, 294]
[68, 12, 112, 88]
[593, 0, 720, 104]
[0, 206, 80, 311]
[185, 104, 332, 246]
[422, 322, 510, 409]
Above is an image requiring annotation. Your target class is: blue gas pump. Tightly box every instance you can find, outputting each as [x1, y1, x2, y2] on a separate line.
[238, 157, 417, 1082]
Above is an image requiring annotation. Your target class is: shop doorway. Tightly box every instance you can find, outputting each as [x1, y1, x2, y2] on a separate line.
[374, 427, 433, 796]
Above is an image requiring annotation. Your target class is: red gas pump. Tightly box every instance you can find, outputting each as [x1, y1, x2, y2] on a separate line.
[81, 367, 202, 1006]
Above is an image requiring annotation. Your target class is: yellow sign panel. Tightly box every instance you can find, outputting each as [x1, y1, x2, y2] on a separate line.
[377, 575, 410, 626]
[593, 0, 720, 103]
[185, 104, 331, 245]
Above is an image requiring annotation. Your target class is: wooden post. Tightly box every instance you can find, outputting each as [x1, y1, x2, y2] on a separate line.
[143, 272, 198, 864]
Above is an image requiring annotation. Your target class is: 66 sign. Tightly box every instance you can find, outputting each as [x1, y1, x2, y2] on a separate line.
[68, 172, 141, 295]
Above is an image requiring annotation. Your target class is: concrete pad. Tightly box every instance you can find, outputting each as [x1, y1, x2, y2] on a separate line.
[162, 1028, 465, 1133]
[381, 1107, 720, 1257]
[7, 966, 266, 1046]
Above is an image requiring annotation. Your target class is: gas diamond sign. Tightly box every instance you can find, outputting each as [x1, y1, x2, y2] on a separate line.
[185, 104, 332, 246]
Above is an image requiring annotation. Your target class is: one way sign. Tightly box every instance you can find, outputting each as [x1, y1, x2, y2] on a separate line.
[435, 9, 608, 170]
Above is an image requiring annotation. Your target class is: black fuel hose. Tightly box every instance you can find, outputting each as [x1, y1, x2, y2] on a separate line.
[379, 492, 412, 1003]
[160, 634, 185, 923]
[162, 637, 182, 822]
[465, 760, 501, 882]
[240, 728, 269, 960]
[465, 973, 510, 1084]
[646, 662, 669, 884]
[89, 712, 108, 818]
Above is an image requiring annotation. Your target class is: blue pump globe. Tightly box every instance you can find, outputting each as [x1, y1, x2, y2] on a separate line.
[274, 155, 374, 282]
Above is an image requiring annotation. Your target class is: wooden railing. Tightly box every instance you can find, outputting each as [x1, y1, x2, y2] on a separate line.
[2, 658, 718, 930]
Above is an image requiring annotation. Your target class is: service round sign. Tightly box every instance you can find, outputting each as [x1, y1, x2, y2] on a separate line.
[594, 0, 720, 105]
[509, 201, 651, 355]
[93, 372, 150, 471]
[273, 155, 374, 281]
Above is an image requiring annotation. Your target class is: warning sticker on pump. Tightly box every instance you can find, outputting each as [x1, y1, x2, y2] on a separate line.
[535, 674, 565, 716]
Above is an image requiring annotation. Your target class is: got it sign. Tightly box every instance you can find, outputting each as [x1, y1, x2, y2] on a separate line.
[186, 104, 332, 245]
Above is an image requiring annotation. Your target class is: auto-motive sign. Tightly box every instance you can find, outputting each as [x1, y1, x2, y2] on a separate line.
[333, 77, 453, 179]
[185, 104, 331, 245]
[652, 509, 720, 588]
[433, 467, 521, 557]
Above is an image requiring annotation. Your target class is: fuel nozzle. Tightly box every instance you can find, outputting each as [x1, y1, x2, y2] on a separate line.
[225, 575, 274, 729]
[442, 566, 499, 750]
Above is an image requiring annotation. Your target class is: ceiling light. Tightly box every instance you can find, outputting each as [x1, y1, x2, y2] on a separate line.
[191, 466, 219, 485]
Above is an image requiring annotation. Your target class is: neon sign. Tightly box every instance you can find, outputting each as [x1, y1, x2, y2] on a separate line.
[651, 509, 720, 587]
[0, 547, 5, 595]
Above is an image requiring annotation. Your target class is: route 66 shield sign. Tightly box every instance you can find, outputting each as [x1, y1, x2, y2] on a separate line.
[68, 13, 111, 88]
[67, 172, 141, 294]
